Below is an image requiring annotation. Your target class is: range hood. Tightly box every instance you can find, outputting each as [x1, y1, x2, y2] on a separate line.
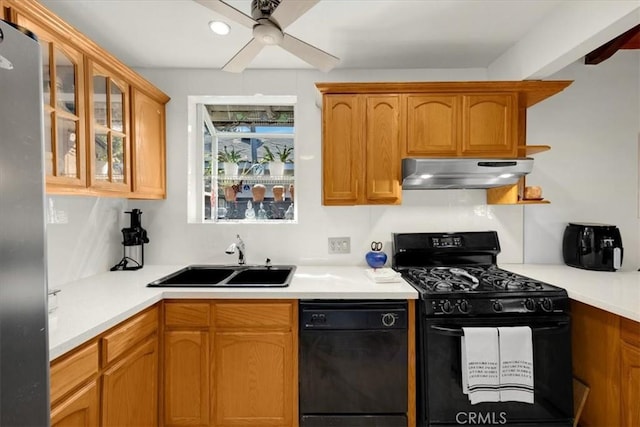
[402, 158, 533, 189]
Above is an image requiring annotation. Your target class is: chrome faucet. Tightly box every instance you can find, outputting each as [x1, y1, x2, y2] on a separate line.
[225, 234, 246, 265]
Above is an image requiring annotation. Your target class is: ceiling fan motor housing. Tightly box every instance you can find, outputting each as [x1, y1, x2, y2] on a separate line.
[253, 19, 284, 45]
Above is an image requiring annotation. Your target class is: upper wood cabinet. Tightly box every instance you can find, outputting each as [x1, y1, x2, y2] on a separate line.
[4, 0, 169, 199]
[321, 94, 401, 205]
[131, 88, 167, 199]
[87, 60, 131, 193]
[317, 81, 571, 205]
[405, 93, 517, 157]
[405, 95, 459, 156]
[12, 12, 87, 191]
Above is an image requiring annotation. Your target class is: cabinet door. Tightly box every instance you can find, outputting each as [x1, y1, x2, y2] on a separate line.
[102, 335, 158, 427]
[364, 95, 401, 204]
[164, 330, 210, 427]
[621, 319, 640, 427]
[14, 13, 86, 191]
[405, 94, 459, 156]
[131, 88, 166, 199]
[461, 94, 517, 157]
[571, 301, 621, 427]
[214, 331, 294, 427]
[87, 60, 130, 193]
[51, 380, 99, 427]
[322, 95, 362, 205]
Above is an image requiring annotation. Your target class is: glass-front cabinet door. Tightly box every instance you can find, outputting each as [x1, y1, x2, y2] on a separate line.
[87, 61, 130, 192]
[16, 14, 86, 189]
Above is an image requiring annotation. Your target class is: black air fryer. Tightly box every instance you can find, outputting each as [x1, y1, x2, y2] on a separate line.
[562, 223, 623, 271]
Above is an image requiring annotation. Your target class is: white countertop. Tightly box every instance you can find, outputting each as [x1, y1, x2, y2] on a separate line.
[47, 265, 418, 361]
[48, 263, 640, 361]
[502, 263, 640, 323]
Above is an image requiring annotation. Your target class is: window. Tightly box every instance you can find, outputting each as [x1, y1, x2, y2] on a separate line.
[188, 95, 296, 223]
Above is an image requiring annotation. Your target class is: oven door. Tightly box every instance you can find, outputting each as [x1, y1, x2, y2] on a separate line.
[421, 315, 573, 427]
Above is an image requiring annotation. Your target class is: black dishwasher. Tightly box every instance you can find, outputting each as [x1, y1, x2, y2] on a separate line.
[299, 300, 408, 427]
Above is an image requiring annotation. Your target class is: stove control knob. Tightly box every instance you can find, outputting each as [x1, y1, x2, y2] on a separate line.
[441, 300, 454, 314]
[541, 298, 554, 312]
[492, 301, 503, 313]
[381, 313, 397, 327]
[458, 300, 470, 314]
[524, 298, 537, 312]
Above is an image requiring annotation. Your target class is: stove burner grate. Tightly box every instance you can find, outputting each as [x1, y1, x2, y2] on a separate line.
[404, 265, 548, 293]
[480, 270, 545, 291]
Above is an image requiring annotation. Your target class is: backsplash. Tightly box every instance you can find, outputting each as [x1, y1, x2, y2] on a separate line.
[46, 196, 126, 288]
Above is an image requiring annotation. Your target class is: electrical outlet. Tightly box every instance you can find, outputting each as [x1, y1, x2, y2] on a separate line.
[328, 237, 351, 254]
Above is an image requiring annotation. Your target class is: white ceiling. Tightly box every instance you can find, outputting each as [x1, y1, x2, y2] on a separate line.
[38, 0, 639, 76]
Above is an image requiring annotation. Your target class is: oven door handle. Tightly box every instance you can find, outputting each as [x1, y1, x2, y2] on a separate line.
[429, 322, 569, 336]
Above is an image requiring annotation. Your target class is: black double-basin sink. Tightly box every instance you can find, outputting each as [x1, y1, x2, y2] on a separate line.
[147, 265, 296, 288]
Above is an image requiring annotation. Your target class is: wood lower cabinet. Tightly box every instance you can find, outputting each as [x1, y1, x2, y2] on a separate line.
[102, 336, 158, 426]
[163, 300, 298, 427]
[164, 302, 211, 427]
[620, 318, 640, 427]
[322, 94, 401, 205]
[51, 380, 99, 427]
[214, 331, 294, 426]
[49, 305, 159, 427]
[571, 300, 640, 427]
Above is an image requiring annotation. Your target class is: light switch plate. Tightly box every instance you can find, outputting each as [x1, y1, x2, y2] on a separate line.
[328, 237, 351, 254]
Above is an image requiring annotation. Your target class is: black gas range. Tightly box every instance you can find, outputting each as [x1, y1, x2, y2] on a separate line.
[393, 231, 569, 316]
[392, 231, 573, 427]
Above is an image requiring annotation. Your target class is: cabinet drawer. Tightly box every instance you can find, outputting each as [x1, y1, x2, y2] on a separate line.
[165, 302, 210, 328]
[214, 301, 293, 329]
[102, 306, 158, 365]
[50, 342, 99, 404]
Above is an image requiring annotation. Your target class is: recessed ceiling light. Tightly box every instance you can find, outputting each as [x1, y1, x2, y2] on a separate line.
[208, 20, 230, 36]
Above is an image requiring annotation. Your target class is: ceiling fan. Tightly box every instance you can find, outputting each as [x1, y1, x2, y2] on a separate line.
[194, 0, 340, 73]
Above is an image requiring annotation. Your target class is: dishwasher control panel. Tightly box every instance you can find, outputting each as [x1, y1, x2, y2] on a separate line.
[300, 301, 408, 330]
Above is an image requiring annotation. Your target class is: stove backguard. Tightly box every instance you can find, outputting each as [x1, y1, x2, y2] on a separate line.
[392, 231, 500, 269]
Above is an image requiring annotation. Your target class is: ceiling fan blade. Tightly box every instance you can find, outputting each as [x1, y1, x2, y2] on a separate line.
[280, 33, 339, 72]
[193, 0, 256, 28]
[270, 0, 320, 29]
[222, 38, 264, 73]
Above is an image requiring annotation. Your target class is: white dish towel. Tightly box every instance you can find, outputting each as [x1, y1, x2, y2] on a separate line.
[497, 326, 534, 403]
[461, 327, 500, 404]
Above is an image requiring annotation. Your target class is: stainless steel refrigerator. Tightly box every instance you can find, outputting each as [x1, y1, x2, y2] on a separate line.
[0, 19, 50, 425]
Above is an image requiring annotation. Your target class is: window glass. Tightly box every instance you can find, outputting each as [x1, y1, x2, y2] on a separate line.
[199, 99, 296, 223]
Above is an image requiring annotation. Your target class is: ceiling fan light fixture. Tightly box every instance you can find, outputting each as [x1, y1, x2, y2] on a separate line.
[253, 22, 283, 45]
[209, 20, 230, 35]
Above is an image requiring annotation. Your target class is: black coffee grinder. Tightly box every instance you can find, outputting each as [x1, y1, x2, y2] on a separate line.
[111, 209, 149, 271]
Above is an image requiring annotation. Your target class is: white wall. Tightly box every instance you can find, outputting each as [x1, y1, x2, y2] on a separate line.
[130, 67, 525, 268]
[45, 54, 640, 285]
[524, 51, 640, 270]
